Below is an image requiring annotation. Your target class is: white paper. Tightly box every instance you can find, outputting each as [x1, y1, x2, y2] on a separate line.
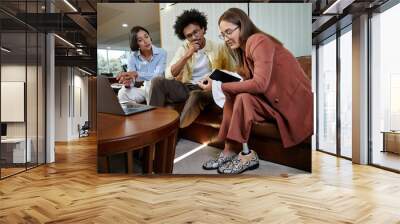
[212, 80, 225, 108]
[211, 70, 242, 108]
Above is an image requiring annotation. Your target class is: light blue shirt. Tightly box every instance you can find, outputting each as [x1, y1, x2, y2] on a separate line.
[127, 45, 167, 81]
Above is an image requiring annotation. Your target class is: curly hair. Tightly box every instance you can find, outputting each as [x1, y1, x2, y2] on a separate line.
[173, 9, 208, 40]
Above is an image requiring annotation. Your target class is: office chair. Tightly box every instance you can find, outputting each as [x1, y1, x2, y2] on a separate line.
[78, 121, 90, 138]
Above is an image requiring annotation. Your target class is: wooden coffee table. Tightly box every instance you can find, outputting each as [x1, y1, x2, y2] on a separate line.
[97, 107, 179, 174]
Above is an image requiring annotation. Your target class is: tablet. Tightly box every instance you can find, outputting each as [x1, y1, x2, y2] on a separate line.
[209, 69, 241, 83]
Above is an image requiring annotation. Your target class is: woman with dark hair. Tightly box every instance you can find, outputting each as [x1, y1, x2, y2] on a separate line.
[198, 8, 313, 174]
[117, 26, 167, 103]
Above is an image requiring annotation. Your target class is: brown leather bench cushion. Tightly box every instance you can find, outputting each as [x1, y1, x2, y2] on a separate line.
[192, 103, 283, 141]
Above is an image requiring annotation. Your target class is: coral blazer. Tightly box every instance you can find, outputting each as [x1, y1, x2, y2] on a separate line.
[222, 33, 313, 148]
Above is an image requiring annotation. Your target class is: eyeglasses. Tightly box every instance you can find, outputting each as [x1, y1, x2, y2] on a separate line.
[185, 29, 202, 40]
[218, 26, 239, 40]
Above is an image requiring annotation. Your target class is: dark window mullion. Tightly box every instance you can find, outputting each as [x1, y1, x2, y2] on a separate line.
[336, 28, 341, 157]
[25, 0, 28, 171]
[367, 10, 373, 165]
[36, 0, 39, 168]
[316, 44, 320, 150]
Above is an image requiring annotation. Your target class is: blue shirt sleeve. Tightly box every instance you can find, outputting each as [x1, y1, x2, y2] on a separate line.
[127, 53, 138, 72]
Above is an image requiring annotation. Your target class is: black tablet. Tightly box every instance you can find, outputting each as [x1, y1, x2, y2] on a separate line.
[209, 69, 241, 83]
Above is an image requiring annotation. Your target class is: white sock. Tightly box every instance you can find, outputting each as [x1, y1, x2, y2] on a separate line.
[242, 143, 250, 155]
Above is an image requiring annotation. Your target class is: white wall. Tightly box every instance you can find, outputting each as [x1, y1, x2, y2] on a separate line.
[72, 74, 89, 138]
[54, 67, 89, 141]
[160, 3, 311, 64]
[1, 65, 26, 140]
[249, 3, 312, 57]
[160, 3, 248, 64]
[1, 65, 39, 138]
[55, 67, 69, 141]
[1, 63, 46, 164]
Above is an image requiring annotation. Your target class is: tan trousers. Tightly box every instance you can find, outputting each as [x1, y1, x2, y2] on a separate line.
[149, 77, 212, 128]
[180, 90, 212, 128]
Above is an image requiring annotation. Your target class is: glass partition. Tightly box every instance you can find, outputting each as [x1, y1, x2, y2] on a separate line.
[0, 1, 46, 179]
[339, 28, 352, 158]
[370, 3, 400, 171]
[1, 25, 28, 178]
[317, 35, 337, 155]
[97, 49, 129, 77]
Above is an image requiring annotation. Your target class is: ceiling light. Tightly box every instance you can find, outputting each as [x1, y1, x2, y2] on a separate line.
[107, 46, 111, 49]
[54, 34, 75, 48]
[63, 0, 78, 12]
[41, 5, 46, 10]
[161, 3, 176, 11]
[1, 47, 11, 53]
[78, 67, 92, 76]
[76, 48, 83, 52]
[122, 23, 128, 28]
[322, 0, 354, 15]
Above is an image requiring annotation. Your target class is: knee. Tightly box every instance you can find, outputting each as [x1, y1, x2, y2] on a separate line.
[234, 93, 253, 106]
[185, 90, 202, 105]
[151, 76, 165, 88]
[188, 90, 203, 99]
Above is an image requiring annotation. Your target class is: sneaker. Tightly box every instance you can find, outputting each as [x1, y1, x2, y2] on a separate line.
[217, 150, 259, 174]
[202, 151, 235, 170]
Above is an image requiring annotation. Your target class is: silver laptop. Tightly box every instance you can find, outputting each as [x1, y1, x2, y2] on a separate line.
[97, 75, 155, 115]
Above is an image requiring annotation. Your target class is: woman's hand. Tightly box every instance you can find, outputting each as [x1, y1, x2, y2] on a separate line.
[116, 71, 138, 87]
[198, 77, 212, 91]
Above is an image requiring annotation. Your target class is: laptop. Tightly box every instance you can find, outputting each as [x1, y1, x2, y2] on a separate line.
[97, 75, 155, 116]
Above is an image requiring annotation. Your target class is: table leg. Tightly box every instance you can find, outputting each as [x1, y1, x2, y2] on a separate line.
[382, 132, 386, 152]
[154, 139, 168, 174]
[143, 144, 155, 174]
[126, 151, 134, 174]
[98, 156, 110, 173]
[166, 131, 178, 173]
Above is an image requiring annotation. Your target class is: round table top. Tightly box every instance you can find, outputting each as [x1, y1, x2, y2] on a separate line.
[97, 108, 179, 155]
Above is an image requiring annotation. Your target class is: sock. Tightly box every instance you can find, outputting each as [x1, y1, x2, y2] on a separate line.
[242, 143, 250, 155]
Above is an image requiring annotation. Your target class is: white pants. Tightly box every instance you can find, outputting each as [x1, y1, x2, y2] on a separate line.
[118, 86, 146, 104]
[117, 80, 152, 104]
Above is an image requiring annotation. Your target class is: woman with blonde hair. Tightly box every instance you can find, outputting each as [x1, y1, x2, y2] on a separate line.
[199, 8, 313, 174]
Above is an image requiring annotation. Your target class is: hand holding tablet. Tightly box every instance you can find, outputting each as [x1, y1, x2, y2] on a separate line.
[209, 69, 241, 83]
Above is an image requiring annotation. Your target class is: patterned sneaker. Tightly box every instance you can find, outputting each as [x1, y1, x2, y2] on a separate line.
[217, 150, 259, 174]
[202, 151, 236, 170]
